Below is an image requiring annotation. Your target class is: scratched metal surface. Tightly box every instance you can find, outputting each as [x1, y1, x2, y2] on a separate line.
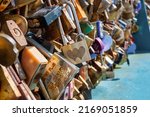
[92, 53, 150, 100]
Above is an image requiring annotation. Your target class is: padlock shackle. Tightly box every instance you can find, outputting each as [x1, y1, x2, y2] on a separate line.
[27, 36, 52, 58]
[57, 17, 69, 45]
[64, 1, 82, 35]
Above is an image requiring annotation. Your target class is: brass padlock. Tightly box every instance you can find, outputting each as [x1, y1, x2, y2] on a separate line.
[0, 33, 18, 67]
[21, 46, 48, 90]
[42, 53, 79, 100]
[88, 65, 104, 87]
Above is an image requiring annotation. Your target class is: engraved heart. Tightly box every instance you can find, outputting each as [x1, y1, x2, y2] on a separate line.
[66, 46, 85, 61]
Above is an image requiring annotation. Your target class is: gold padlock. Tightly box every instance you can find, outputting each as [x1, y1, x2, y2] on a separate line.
[0, 33, 18, 67]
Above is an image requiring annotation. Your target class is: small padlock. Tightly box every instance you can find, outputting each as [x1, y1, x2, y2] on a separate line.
[80, 21, 94, 35]
[88, 65, 104, 87]
[97, 0, 112, 14]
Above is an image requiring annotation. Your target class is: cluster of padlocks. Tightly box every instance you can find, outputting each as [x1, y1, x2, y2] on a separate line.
[0, 0, 141, 100]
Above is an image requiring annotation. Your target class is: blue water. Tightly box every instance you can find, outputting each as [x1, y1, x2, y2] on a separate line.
[92, 53, 150, 100]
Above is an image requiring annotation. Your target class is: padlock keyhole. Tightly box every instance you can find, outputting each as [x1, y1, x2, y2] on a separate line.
[13, 28, 21, 37]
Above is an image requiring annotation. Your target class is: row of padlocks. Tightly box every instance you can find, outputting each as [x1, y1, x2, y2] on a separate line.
[0, 0, 141, 100]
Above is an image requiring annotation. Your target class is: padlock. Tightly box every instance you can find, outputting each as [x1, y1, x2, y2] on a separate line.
[21, 46, 48, 90]
[78, 0, 89, 16]
[122, 2, 135, 20]
[79, 64, 94, 89]
[4, 14, 28, 35]
[2, 20, 27, 51]
[0, 65, 21, 100]
[28, 0, 44, 13]
[0, 33, 18, 67]
[70, 32, 94, 48]
[108, 2, 124, 21]
[27, 32, 79, 100]
[45, 7, 76, 41]
[59, 1, 91, 64]
[28, 5, 62, 27]
[79, 0, 89, 10]
[112, 24, 125, 46]
[92, 37, 105, 54]
[93, 0, 102, 13]
[73, 0, 88, 21]
[42, 52, 79, 100]
[88, 65, 104, 87]
[114, 46, 128, 65]
[102, 31, 113, 52]
[97, 0, 112, 14]
[80, 21, 94, 35]
[0, 0, 11, 12]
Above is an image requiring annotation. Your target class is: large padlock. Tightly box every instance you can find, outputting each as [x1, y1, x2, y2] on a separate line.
[0, 33, 18, 66]
[42, 53, 79, 100]
[0, 65, 21, 100]
[21, 46, 48, 90]
[59, 1, 91, 64]
[2, 20, 27, 51]
[4, 14, 28, 35]
[27, 36, 79, 100]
